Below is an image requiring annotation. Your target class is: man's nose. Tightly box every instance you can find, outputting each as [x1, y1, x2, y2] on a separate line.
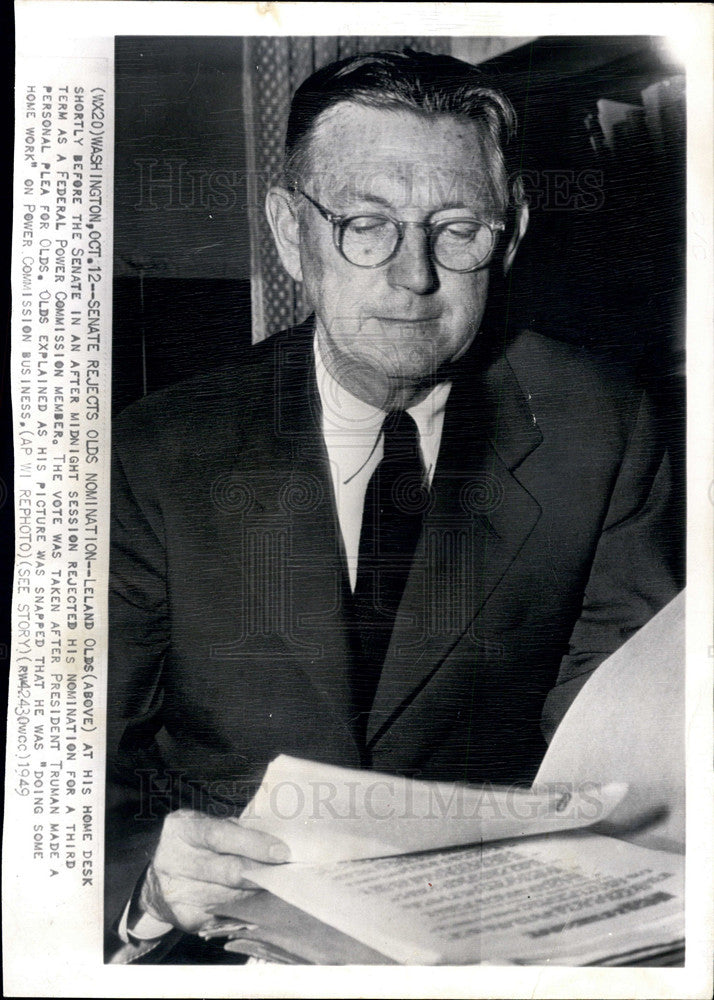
[386, 225, 438, 295]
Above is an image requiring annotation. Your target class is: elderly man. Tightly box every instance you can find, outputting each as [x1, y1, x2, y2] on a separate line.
[106, 50, 678, 962]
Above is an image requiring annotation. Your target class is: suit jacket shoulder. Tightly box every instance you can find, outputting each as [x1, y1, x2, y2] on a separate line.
[504, 329, 645, 426]
[111, 324, 313, 492]
[114, 328, 283, 443]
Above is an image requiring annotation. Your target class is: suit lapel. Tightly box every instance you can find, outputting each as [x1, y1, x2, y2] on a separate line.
[367, 344, 544, 745]
[223, 325, 360, 752]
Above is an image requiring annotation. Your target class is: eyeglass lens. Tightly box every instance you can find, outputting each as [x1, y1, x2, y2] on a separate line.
[340, 217, 495, 271]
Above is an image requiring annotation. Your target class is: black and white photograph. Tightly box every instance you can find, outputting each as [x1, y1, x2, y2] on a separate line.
[5, 3, 713, 997]
[107, 32, 687, 966]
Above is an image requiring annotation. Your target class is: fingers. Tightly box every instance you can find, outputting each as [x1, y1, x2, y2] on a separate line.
[196, 815, 291, 863]
[154, 844, 251, 889]
[144, 809, 291, 934]
[153, 811, 290, 890]
[164, 810, 291, 863]
[150, 872, 259, 911]
[141, 863, 263, 933]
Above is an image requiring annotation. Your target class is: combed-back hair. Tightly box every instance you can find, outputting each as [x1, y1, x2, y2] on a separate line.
[284, 48, 525, 212]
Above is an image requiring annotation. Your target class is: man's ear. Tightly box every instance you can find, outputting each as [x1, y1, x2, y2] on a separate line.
[502, 201, 529, 275]
[265, 186, 303, 282]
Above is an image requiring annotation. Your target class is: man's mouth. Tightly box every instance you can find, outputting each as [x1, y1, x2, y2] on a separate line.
[373, 316, 441, 324]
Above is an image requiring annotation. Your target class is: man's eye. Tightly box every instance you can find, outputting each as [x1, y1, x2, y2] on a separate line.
[440, 222, 481, 240]
[348, 217, 392, 235]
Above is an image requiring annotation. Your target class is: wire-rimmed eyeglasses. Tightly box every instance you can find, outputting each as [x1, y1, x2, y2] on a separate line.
[294, 187, 505, 273]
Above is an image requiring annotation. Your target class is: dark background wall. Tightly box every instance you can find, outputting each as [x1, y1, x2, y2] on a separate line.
[114, 36, 251, 281]
[490, 36, 685, 362]
[114, 36, 253, 412]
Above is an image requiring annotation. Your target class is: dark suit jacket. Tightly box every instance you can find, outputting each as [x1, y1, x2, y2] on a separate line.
[106, 320, 678, 947]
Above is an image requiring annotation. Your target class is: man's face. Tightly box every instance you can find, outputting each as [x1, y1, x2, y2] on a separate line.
[294, 102, 506, 408]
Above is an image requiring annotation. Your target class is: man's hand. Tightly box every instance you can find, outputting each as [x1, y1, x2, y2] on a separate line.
[139, 809, 291, 934]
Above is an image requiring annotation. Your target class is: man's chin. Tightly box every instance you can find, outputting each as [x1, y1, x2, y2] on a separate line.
[354, 342, 442, 385]
[377, 363, 445, 409]
[361, 316, 442, 342]
[334, 361, 437, 410]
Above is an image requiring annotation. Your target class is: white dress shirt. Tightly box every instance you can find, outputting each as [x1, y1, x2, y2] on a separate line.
[314, 336, 452, 590]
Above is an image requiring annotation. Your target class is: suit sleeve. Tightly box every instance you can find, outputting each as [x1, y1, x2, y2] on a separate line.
[105, 430, 172, 949]
[541, 388, 681, 741]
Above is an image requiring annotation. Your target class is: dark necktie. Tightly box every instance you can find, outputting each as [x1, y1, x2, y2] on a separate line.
[351, 410, 426, 720]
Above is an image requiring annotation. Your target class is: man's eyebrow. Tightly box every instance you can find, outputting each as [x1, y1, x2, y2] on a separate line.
[431, 201, 480, 214]
[329, 187, 394, 209]
[327, 188, 488, 217]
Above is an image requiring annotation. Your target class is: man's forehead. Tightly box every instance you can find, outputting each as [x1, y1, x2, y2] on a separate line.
[304, 103, 503, 212]
[309, 166, 503, 214]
